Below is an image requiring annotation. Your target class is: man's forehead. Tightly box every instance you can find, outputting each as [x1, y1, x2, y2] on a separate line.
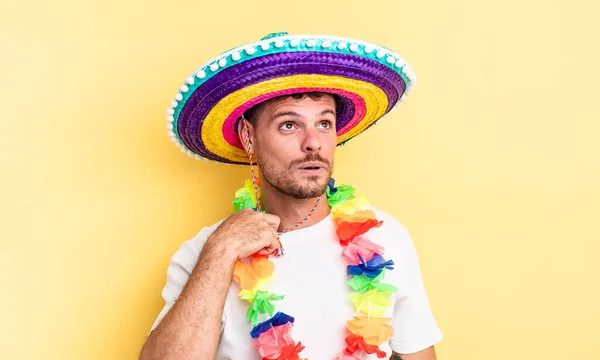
[264, 94, 336, 113]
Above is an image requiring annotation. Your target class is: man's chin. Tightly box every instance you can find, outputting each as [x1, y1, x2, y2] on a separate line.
[291, 177, 329, 198]
[263, 171, 331, 199]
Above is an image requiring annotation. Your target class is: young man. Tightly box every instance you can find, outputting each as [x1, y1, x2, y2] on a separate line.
[140, 33, 442, 360]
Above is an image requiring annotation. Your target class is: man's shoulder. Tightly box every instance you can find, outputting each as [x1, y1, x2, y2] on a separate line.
[371, 207, 410, 234]
[167, 217, 228, 270]
[368, 207, 415, 251]
[183, 217, 227, 250]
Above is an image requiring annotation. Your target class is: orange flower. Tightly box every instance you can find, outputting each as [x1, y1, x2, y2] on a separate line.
[346, 316, 393, 346]
[233, 256, 275, 290]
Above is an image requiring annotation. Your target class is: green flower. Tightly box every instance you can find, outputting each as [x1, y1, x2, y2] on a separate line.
[243, 290, 285, 326]
[347, 271, 399, 293]
[327, 184, 356, 207]
[231, 180, 260, 212]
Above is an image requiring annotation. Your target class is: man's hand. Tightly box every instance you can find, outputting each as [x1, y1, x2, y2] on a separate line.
[206, 208, 281, 260]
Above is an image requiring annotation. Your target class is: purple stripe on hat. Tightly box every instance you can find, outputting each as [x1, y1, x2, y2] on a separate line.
[178, 52, 406, 162]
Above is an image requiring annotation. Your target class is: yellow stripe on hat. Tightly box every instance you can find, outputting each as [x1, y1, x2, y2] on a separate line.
[200, 74, 389, 163]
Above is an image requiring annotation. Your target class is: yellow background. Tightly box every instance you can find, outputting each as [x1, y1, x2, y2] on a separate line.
[1, 0, 598, 359]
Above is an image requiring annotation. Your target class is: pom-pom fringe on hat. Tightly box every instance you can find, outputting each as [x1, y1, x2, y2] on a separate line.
[165, 32, 416, 164]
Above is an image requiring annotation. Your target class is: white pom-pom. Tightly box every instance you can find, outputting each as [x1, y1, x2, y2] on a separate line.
[245, 46, 256, 55]
[187, 150, 193, 157]
[181, 147, 186, 153]
[167, 130, 175, 137]
[195, 154, 202, 160]
[203, 157, 209, 162]
[166, 108, 174, 115]
[170, 100, 178, 108]
[218, 58, 227, 67]
[349, 43, 359, 52]
[261, 42, 270, 51]
[365, 45, 375, 53]
[337, 42, 347, 50]
[196, 70, 206, 79]
[175, 92, 183, 101]
[395, 60, 404, 68]
[232, 52, 241, 61]
[386, 56, 395, 64]
[175, 141, 182, 147]
[322, 40, 332, 48]
[209, 63, 219, 71]
[166, 123, 173, 130]
[180, 84, 189, 93]
[274, 39, 284, 48]
[290, 39, 299, 47]
[402, 67, 415, 83]
[186, 76, 195, 85]
[376, 50, 385, 58]
[306, 39, 316, 47]
[166, 115, 174, 122]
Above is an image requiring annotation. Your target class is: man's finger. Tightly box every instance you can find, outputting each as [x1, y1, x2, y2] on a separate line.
[262, 213, 281, 231]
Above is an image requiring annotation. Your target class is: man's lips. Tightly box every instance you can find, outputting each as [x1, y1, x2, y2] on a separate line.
[298, 162, 327, 170]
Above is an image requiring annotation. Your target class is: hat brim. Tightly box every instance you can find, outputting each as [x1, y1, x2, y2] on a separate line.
[166, 35, 416, 164]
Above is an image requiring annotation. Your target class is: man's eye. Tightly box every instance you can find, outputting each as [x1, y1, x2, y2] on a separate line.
[280, 122, 295, 130]
[319, 121, 333, 129]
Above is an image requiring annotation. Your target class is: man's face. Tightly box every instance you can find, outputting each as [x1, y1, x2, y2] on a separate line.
[249, 94, 337, 199]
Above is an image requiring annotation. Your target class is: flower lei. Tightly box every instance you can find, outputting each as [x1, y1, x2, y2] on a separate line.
[231, 178, 398, 359]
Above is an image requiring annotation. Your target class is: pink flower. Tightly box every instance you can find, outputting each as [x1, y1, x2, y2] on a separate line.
[334, 352, 360, 360]
[255, 323, 295, 359]
[342, 237, 385, 265]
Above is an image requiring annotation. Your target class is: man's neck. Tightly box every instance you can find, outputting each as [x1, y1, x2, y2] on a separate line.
[260, 182, 331, 233]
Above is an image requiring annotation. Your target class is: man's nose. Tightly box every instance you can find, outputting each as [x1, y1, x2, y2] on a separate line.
[302, 128, 322, 152]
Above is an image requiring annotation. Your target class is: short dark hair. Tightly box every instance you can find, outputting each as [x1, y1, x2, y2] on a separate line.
[242, 92, 340, 126]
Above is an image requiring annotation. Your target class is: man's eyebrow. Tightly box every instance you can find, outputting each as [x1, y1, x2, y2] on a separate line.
[320, 109, 336, 117]
[269, 109, 336, 124]
[271, 111, 302, 121]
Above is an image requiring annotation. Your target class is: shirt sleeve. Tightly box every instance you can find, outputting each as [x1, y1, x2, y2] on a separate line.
[388, 221, 443, 354]
[148, 224, 225, 335]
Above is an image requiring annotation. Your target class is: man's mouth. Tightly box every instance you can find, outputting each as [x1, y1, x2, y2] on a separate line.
[298, 162, 327, 174]
[299, 162, 326, 170]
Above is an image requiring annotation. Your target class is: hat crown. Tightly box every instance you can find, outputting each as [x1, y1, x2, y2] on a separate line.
[260, 32, 289, 40]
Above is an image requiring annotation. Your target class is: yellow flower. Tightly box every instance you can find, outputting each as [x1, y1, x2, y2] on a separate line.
[348, 289, 393, 317]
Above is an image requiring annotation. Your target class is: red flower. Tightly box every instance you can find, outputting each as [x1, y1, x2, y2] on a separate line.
[336, 220, 383, 246]
[270, 341, 306, 360]
[343, 335, 387, 358]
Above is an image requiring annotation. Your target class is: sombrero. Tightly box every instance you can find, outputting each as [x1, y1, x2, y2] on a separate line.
[165, 32, 416, 164]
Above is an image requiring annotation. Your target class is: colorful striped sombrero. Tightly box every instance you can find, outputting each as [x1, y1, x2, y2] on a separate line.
[165, 32, 416, 164]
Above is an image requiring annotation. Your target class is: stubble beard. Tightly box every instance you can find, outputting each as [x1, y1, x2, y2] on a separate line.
[257, 153, 333, 200]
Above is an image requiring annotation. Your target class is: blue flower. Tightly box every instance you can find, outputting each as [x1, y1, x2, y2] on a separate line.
[347, 253, 395, 278]
[328, 178, 338, 194]
[250, 312, 295, 338]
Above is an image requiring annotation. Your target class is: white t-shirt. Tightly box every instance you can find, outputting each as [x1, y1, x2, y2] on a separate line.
[150, 208, 443, 359]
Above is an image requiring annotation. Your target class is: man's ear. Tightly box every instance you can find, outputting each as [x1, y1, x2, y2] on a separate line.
[237, 118, 255, 155]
